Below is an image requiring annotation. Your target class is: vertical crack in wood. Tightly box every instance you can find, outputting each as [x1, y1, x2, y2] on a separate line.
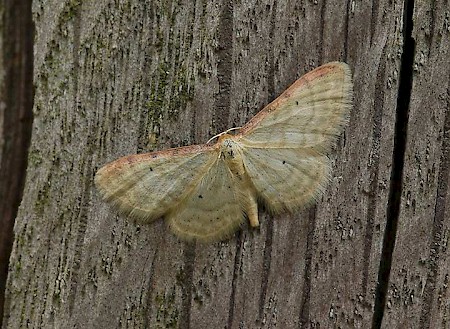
[226, 231, 243, 329]
[362, 48, 387, 294]
[179, 243, 196, 329]
[0, 0, 34, 326]
[298, 206, 317, 328]
[212, 0, 233, 134]
[372, 0, 415, 327]
[418, 79, 450, 328]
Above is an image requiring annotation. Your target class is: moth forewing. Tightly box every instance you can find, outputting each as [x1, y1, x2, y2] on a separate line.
[95, 144, 218, 222]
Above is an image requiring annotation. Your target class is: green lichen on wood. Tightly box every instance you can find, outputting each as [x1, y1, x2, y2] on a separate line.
[145, 62, 170, 136]
[34, 175, 52, 216]
[141, 1, 197, 150]
[59, 0, 81, 25]
[144, 59, 195, 149]
[167, 66, 195, 120]
[28, 148, 43, 168]
[154, 287, 179, 329]
[192, 278, 211, 306]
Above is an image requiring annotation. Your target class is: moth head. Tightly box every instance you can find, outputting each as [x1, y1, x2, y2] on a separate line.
[218, 134, 240, 160]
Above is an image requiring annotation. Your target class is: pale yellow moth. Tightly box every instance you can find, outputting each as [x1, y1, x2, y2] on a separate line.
[95, 62, 353, 242]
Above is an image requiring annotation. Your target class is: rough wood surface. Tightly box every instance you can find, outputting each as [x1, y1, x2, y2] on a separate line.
[2, 0, 431, 328]
[381, 1, 450, 328]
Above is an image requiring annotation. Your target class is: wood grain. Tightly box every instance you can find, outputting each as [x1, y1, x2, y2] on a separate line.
[1, 0, 420, 328]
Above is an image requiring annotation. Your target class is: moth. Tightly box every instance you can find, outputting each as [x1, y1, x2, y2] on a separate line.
[95, 62, 353, 242]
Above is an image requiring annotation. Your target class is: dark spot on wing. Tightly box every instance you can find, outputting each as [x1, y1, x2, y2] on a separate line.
[198, 195, 203, 199]
[282, 160, 286, 164]
[149, 167, 153, 171]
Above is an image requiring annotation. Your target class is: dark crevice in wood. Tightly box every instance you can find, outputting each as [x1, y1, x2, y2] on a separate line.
[257, 216, 274, 323]
[298, 206, 317, 328]
[372, 0, 415, 327]
[362, 48, 387, 294]
[179, 243, 196, 329]
[0, 0, 34, 326]
[226, 231, 242, 329]
[212, 0, 233, 134]
[419, 79, 450, 328]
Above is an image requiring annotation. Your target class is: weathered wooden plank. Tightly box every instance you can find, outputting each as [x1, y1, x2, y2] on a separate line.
[381, 1, 450, 328]
[3, 0, 408, 328]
